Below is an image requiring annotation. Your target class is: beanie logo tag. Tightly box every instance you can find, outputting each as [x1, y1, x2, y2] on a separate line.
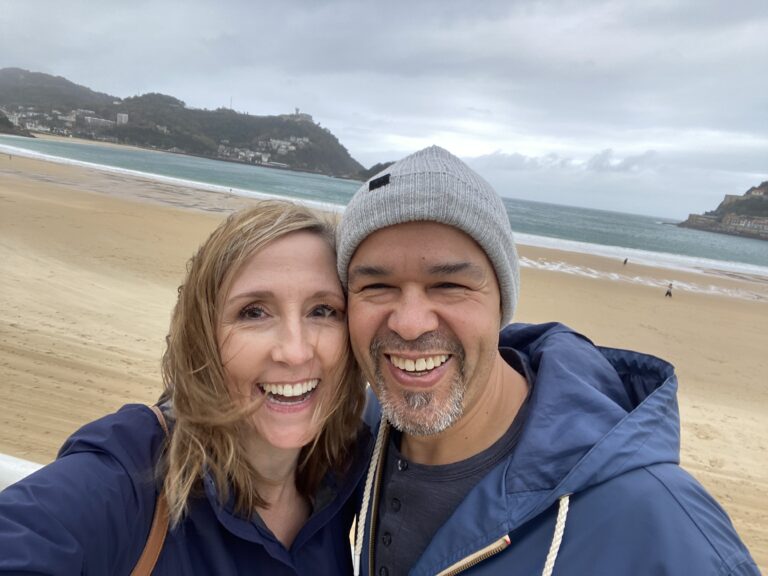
[369, 174, 390, 191]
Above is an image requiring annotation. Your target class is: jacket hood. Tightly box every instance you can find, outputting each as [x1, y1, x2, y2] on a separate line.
[498, 322, 679, 527]
[420, 322, 680, 564]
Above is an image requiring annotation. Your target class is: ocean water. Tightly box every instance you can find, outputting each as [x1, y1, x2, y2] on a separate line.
[1, 134, 767, 301]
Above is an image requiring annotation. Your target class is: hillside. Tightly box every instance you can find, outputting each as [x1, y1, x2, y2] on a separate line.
[0, 68, 115, 110]
[0, 68, 364, 178]
[0, 109, 31, 136]
[678, 181, 768, 240]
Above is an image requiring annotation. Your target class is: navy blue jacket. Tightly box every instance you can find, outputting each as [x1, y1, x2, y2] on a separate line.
[358, 323, 759, 575]
[0, 404, 370, 575]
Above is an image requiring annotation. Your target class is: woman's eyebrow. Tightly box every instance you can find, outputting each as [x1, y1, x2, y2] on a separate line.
[226, 289, 343, 301]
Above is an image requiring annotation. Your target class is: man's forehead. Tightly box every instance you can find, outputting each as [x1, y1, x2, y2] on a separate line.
[348, 222, 491, 279]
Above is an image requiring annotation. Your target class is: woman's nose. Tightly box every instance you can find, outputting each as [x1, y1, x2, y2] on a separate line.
[271, 320, 314, 365]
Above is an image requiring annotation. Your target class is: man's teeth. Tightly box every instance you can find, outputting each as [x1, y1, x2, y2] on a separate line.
[390, 354, 449, 372]
[260, 379, 319, 397]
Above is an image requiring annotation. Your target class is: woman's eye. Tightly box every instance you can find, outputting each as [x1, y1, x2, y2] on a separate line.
[240, 305, 267, 320]
[311, 304, 339, 319]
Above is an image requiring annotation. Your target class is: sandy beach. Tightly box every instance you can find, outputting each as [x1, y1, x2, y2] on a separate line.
[1, 154, 766, 569]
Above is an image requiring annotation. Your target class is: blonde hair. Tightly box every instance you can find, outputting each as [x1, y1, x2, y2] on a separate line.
[159, 199, 364, 525]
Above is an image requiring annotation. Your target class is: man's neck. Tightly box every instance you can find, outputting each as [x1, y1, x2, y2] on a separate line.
[400, 354, 528, 466]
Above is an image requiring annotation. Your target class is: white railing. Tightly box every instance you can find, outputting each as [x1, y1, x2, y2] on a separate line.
[0, 453, 44, 490]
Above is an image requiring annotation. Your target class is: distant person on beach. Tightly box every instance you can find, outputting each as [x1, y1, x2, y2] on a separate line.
[623, 257, 628, 265]
[339, 146, 758, 575]
[0, 200, 369, 574]
[666, 282, 674, 297]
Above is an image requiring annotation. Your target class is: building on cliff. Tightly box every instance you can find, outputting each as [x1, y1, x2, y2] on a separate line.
[678, 181, 768, 241]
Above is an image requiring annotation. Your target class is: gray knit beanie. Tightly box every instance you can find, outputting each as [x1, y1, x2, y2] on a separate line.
[337, 145, 519, 327]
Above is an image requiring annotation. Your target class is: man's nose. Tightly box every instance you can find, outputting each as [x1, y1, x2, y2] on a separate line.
[386, 289, 439, 341]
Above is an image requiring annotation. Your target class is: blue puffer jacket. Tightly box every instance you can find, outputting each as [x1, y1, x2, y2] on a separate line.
[357, 323, 759, 575]
[0, 404, 371, 575]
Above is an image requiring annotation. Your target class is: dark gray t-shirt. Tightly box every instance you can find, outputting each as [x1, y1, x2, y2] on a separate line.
[373, 348, 531, 576]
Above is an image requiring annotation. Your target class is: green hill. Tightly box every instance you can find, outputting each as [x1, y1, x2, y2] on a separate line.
[0, 67, 115, 110]
[0, 67, 365, 178]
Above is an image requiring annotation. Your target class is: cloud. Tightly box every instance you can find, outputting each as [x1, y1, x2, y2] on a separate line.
[468, 148, 663, 174]
[1, 0, 766, 216]
[465, 147, 762, 219]
[585, 149, 661, 173]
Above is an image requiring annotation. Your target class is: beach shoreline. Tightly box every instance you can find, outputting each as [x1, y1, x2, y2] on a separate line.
[1, 154, 765, 568]
[3, 133, 768, 288]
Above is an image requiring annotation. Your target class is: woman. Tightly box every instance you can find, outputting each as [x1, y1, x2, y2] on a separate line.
[0, 200, 369, 574]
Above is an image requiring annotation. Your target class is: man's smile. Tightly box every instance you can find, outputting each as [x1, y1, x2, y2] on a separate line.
[388, 353, 450, 373]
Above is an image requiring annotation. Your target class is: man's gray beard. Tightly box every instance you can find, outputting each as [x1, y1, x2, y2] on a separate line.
[370, 333, 466, 436]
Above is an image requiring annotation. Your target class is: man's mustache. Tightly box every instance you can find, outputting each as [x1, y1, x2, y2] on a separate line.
[370, 330, 464, 358]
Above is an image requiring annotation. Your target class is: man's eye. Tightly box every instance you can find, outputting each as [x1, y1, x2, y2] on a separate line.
[361, 283, 392, 291]
[435, 282, 464, 289]
[240, 305, 266, 320]
[311, 304, 339, 319]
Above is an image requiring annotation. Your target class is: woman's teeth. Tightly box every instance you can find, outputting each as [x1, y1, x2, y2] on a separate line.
[259, 379, 319, 398]
[390, 354, 449, 373]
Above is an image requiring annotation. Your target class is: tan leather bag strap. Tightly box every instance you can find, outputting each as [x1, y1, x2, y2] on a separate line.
[130, 405, 170, 576]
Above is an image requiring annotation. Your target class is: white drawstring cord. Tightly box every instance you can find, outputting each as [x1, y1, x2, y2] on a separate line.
[541, 494, 571, 576]
[353, 418, 389, 576]
[353, 422, 570, 576]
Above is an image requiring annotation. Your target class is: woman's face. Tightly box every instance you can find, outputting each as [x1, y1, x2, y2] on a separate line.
[217, 230, 347, 452]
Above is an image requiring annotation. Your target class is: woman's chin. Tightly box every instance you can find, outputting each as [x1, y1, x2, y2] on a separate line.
[251, 418, 321, 453]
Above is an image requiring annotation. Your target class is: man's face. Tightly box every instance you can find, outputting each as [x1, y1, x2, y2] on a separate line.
[347, 221, 502, 436]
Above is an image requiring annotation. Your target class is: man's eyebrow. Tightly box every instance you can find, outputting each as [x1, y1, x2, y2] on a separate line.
[348, 264, 391, 282]
[427, 261, 486, 279]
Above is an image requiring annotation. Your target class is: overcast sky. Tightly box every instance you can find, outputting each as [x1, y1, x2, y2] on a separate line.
[1, 0, 766, 218]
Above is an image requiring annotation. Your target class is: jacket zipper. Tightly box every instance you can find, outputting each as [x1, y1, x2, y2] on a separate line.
[436, 535, 512, 576]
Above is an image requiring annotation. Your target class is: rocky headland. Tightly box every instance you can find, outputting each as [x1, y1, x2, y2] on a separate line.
[679, 181, 768, 241]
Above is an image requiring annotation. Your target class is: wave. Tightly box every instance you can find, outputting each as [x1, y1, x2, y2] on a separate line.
[519, 257, 767, 302]
[514, 232, 768, 281]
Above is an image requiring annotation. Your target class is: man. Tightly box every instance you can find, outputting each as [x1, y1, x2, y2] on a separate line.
[338, 146, 758, 575]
